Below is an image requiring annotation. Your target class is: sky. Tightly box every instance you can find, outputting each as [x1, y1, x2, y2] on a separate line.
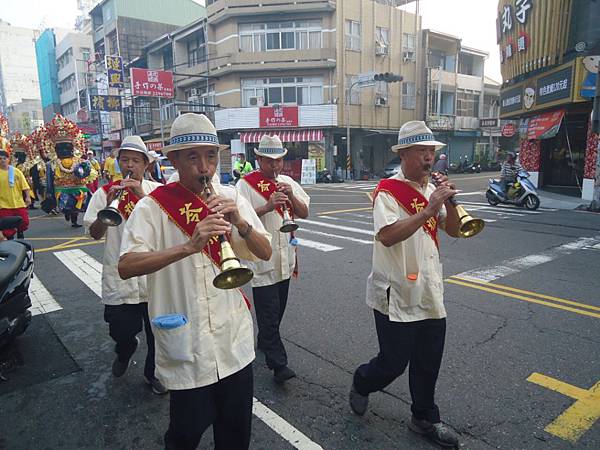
[0, 0, 501, 81]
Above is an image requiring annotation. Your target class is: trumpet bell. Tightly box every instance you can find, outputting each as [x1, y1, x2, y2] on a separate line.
[280, 219, 299, 233]
[213, 241, 254, 289]
[455, 205, 485, 238]
[98, 207, 123, 227]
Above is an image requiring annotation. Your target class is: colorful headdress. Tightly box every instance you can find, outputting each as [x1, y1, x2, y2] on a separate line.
[29, 126, 51, 159]
[45, 114, 80, 144]
[0, 113, 12, 156]
[10, 132, 34, 158]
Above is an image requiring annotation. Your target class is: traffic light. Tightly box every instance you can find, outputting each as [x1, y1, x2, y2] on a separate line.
[373, 73, 403, 83]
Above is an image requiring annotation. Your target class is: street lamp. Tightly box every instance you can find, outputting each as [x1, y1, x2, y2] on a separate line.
[345, 73, 403, 179]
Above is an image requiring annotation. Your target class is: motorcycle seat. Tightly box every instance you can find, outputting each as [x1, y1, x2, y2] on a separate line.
[0, 241, 28, 293]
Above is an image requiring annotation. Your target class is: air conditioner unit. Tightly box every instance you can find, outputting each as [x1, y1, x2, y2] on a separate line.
[375, 96, 387, 106]
[403, 51, 415, 62]
[375, 45, 388, 56]
[188, 95, 200, 104]
[189, 88, 198, 97]
[248, 96, 264, 107]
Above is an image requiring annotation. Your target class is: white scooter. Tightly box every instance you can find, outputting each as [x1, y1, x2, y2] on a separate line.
[486, 170, 540, 210]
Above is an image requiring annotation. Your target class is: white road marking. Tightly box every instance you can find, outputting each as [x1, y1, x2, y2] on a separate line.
[456, 235, 600, 282]
[54, 249, 326, 450]
[455, 191, 485, 196]
[461, 200, 556, 212]
[300, 228, 373, 244]
[296, 238, 342, 252]
[253, 398, 324, 450]
[54, 249, 102, 297]
[297, 219, 374, 236]
[29, 275, 62, 316]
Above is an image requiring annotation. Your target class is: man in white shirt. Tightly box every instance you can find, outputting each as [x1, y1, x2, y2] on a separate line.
[84, 136, 167, 394]
[349, 122, 462, 448]
[236, 135, 310, 384]
[118, 114, 271, 450]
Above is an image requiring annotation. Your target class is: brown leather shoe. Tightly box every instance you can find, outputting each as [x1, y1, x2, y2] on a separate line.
[408, 416, 460, 449]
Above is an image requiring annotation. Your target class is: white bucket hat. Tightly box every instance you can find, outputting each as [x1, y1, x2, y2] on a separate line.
[118, 135, 155, 162]
[162, 113, 228, 156]
[391, 121, 446, 152]
[254, 134, 288, 159]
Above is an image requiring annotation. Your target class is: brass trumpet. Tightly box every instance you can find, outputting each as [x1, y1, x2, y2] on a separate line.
[432, 172, 484, 238]
[199, 176, 254, 289]
[274, 173, 299, 233]
[97, 172, 131, 227]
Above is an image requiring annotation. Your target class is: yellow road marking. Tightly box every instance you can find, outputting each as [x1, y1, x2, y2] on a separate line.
[451, 276, 600, 313]
[36, 239, 105, 253]
[24, 237, 90, 241]
[365, 192, 373, 202]
[527, 373, 600, 442]
[446, 278, 600, 319]
[317, 206, 372, 216]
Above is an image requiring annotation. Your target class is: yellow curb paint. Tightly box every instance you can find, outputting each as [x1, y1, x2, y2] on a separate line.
[317, 206, 372, 216]
[527, 373, 600, 443]
[450, 276, 600, 313]
[445, 278, 600, 319]
[36, 240, 105, 253]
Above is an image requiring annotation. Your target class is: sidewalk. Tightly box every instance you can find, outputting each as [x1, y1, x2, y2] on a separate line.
[537, 189, 590, 210]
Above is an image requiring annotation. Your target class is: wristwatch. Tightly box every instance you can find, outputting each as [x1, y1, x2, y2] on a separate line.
[238, 222, 253, 238]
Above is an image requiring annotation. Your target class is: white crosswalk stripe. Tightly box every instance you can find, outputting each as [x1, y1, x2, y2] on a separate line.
[319, 215, 372, 226]
[300, 228, 373, 245]
[297, 219, 374, 236]
[295, 238, 343, 252]
[29, 275, 62, 316]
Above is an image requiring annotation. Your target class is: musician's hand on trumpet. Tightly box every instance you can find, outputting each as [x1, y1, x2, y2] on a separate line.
[184, 214, 231, 255]
[266, 191, 289, 213]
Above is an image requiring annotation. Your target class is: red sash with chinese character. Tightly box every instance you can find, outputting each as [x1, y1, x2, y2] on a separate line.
[148, 182, 251, 308]
[102, 181, 141, 221]
[373, 179, 439, 249]
[243, 171, 294, 220]
[243, 170, 300, 277]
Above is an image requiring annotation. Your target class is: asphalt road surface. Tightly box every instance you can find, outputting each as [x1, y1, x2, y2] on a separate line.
[1, 173, 599, 450]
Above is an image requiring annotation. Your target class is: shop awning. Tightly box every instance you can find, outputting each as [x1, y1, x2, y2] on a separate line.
[240, 129, 324, 143]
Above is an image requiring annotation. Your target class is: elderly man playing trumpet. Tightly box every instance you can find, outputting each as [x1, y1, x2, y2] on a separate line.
[350, 121, 462, 449]
[119, 113, 271, 450]
[84, 136, 166, 394]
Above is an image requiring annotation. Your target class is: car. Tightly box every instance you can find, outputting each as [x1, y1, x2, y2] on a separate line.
[383, 156, 401, 178]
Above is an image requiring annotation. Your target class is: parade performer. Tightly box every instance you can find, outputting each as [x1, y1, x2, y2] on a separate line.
[44, 114, 97, 228]
[236, 135, 310, 384]
[10, 132, 37, 209]
[84, 150, 101, 193]
[83, 136, 167, 394]
[349, 121, 461, 448]
[119, 113, 271, 450]
[29, 127, 51, 210]
[104, 150, 123, 182]
[0, 117, 31, 240]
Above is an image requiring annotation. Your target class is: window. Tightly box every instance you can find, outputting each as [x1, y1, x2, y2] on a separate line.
[456, 91, 479, 117]
[241, 77, 323, 106]
[345, 75, 360, 104]
[402, 82, 416, 110]
[376, 27, 389, 47]
[185, 85, 215, 112]
[59, 75, 76, 94]
[81, 48, 91, 63]
[239, 20, 322, 52]
[61, 100, 78, 116]
[403, 33, 416, 52]
[163, 47, 173, 70]
[187, 32, 206, 67]
[345, 20, 361, 51]
[135, 98, 151, 125]
[375, 81, 389, 100]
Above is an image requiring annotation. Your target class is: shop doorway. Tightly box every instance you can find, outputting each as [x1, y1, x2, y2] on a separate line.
[540, 114, 586, 196]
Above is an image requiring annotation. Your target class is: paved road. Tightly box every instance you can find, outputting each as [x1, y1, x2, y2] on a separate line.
[1, 173, 599, 449]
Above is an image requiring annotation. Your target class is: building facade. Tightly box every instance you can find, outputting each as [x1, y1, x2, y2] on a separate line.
[35, 29, 66, 122]
[422, 30, 499, 167]
[55, 32, 94, 124]
[88, 0, 206, 152]
[497, 0, 600, 200]
[5, 99, 44, 135]
[136, 0, 422, 179]
[0, 19, 43, 128]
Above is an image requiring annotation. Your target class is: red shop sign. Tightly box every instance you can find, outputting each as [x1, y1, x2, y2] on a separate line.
[527, 109, 565, 140]
[130, 68, 174, 98]
[501, 123, 516, 137]
[259, 105, 298, 128]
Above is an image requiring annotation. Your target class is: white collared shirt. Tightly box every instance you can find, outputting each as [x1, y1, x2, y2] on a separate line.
[236, 174, 310, 287]
[83, 179, 162, 305]
[119, 182, 270, 390]
[366, 170, 447, 322]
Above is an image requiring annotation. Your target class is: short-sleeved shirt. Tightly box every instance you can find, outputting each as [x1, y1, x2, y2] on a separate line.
[366, 170, 447, 322]
[83, 179, 162, 305]
[104, 157, 123, 181]
[0, 167, 30, 209]
[236, 174, 310, 287]
[119, 182, 271, 390]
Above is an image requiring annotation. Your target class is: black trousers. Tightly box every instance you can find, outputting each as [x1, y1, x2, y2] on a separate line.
[252, 278, 290, 370]
[103, 303, 155, 379]
[353, 310, 446, 423]
[164, 363, 254, 450]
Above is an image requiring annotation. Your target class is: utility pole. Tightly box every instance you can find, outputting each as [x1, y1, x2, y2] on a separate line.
[590, 63, 600, 211]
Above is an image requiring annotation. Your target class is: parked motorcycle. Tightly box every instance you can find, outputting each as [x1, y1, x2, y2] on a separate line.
[486, 170, 540, 210]
[0, 217, 34, 349]
[316, 169, 333, 183]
